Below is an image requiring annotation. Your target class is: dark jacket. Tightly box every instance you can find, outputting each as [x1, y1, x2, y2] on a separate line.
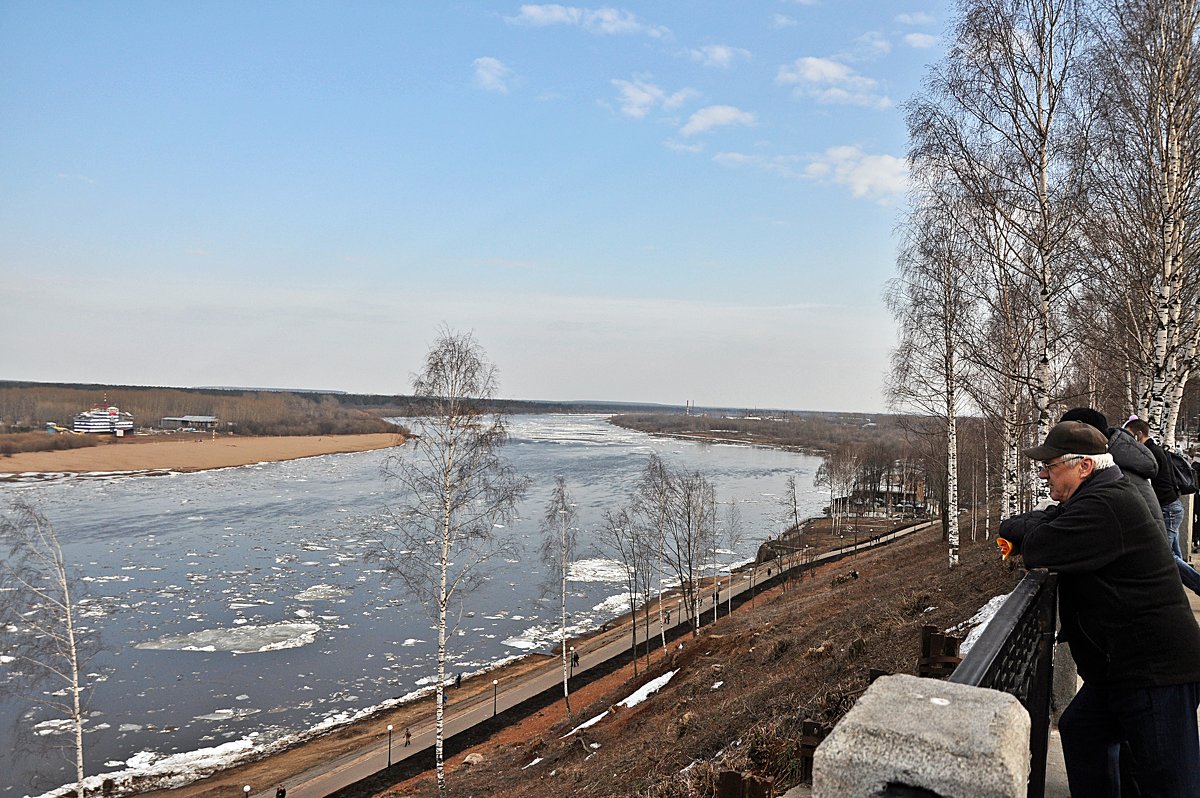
[1107, 427, 1167, 532]
[999, 465, 1200, 687]
[1146, 437, 1180, 505]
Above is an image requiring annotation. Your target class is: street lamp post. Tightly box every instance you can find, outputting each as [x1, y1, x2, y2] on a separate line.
[387, 724, 393, 766]
[243, 786, 251, 798]
[569, 646, 575, 677]
[492, 679, 498, 717]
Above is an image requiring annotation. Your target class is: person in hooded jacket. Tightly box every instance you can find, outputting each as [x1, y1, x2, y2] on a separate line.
[1061, 408, 1200, 595]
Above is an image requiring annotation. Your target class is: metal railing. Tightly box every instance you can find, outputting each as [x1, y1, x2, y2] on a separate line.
[947, 569, 1058, 798]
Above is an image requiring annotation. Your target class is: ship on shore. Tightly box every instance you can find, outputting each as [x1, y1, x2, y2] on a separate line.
[73, 402, 134, 434]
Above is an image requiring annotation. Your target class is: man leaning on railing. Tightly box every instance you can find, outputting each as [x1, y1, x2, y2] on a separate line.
[998, 420, 1200, 797]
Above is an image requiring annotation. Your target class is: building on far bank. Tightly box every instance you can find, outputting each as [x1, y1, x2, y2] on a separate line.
[161, 415, 219, 431]
[73, 404, 135, 435]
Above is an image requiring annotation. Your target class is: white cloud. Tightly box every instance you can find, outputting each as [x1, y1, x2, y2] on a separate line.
[776, 56, 892, 109]
[679, 105, 755, 137]
[895, 11, 935, 25]
[904, 32, 939, 49]
[804, 145, 908, 204]
[713, 151, 804, 178]
[508, 5, 670, 38]
[844, 31, 891, 61]
[688, 44, 751, 68]
[781, 56, 853, 84]
[473, 57, 514, 93]
[772, 13, 798, 28]
[664, 139, 704, 154]
[611, 78, 698, 118]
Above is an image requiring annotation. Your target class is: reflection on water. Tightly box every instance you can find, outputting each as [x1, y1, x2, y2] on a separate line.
[1, 414, 824, 794]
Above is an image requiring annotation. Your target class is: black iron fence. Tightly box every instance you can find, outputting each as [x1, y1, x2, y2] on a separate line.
[947, 569, 1058, 798]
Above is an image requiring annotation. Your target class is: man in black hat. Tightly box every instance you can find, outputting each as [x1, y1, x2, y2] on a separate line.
[998, 420, 1200, 797]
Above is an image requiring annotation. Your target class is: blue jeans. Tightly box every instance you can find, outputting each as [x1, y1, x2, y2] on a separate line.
[1163, 499, 1185, 556]
[1059, 680, 1200, 797]
[1161, 499, 1200, 594]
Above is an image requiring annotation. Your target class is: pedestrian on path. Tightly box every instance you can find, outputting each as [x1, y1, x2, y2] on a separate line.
[276, 785, 286, 798]
[404, 727, 411, 747]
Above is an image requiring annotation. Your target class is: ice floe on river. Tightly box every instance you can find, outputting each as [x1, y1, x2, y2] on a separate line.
[135, 622, 320, 654]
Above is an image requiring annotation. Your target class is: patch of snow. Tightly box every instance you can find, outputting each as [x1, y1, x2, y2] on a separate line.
[562, 710, 609, 737]
[618, 669, 678, 709]
[562, 669, 680, 737]
[948, 593, 1011, 658]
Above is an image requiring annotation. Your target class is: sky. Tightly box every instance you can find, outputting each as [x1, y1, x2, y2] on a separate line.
[1, 2, 951, 412]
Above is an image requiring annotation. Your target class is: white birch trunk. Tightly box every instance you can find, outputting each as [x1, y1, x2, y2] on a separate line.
[559, 513, 571, 718]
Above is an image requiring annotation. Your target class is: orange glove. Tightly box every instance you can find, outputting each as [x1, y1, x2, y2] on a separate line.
[997, 537, 1014, 559]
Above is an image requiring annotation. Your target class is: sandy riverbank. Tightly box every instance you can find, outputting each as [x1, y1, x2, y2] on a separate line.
[0, 433, 403, 475]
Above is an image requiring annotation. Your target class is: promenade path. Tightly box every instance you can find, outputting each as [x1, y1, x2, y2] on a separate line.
[252, 522, 930, 798]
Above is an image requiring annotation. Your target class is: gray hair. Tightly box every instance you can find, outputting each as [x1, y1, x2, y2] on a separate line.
[1082, 453, 1115, 470]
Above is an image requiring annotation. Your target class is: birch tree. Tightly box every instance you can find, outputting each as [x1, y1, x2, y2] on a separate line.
[912, 0, 1087, 446]
[539, 476, 578, 719]
[0, 502, 90, 797]
[596, 505, 655, 675]
[662, 470, 718, 634]
[378, 328, 529, 791]
[886, 181, 976, 567]
[633, 453, 673, 654]
[815, 445, 857, 536]
[782, 474, 802, 533]
[1083, 0, 1200, 444]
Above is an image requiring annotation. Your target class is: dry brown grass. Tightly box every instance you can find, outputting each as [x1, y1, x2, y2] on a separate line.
[0, 431, 100, 457]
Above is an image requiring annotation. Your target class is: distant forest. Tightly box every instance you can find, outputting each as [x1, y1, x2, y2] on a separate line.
[0, 382, 691, 438]
[610, 411, 909, 453]
[0, 383, 394, 437]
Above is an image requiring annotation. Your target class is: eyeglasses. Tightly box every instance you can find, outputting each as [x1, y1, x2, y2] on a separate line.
[1038, 456, 1084, 476]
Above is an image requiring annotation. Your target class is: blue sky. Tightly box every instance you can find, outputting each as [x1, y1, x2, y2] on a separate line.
[1, 2, 948, 412]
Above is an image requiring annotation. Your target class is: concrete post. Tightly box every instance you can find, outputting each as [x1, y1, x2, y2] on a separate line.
[1050, 641, 1077, 725]
[813, 674, 1030, 798]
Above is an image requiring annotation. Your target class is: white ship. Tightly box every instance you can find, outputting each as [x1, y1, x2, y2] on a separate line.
[73, 403, 135, 434]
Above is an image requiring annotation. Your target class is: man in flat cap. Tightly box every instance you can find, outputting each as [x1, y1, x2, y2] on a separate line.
[999, 420, 1200, 797]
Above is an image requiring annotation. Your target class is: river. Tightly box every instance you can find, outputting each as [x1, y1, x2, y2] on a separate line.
[0, 414, 825, 796]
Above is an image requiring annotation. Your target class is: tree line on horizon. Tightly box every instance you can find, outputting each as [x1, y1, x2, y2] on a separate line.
[0, 384, 394, 438]
[886, 0, 1200, 566]
[0, 382, 705, 440]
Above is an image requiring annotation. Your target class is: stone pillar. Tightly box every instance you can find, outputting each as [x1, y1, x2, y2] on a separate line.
[812, 674, 1030, 798]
